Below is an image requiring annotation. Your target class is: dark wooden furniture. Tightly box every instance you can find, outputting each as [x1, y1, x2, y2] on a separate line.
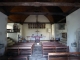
[48, 52, 68, 60]
[48, 52, 80, 60]
[42, 41, 69, 55]
[6, 42, 34, 56]
[8, 55, 27, 60]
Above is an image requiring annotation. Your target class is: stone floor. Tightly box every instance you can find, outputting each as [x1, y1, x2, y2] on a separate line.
[29, 43, 47, 60]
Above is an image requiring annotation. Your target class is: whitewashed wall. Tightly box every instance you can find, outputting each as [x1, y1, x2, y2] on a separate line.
[24, 15, 50, 22]
[53, 23, 67, 39]
[7, 23, 22, 42]
[22, 15, 52, 40]
[8, 33, 20, 42]
[0, 12, 7, 55]
[66, 8, 80, 52]
[7, 23, 14, 29]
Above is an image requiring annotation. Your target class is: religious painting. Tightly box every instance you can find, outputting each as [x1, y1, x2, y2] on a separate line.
[58, 23, 65, 30]
[62, 33, 67, 38]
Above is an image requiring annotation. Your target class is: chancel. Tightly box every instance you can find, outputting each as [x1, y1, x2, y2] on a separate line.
[0, 0, 80, 60]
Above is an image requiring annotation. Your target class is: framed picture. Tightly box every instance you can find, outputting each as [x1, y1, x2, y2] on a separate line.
[62, 33, 67, 38]
[58, 23, 65, 30]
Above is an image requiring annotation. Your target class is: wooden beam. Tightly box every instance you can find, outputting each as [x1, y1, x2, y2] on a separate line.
[0, 7, 9, 16]
[0, 2, 80, 7]
[66, 7, 79, 15]
[8, 18, 16, 23]
[58, 18, 66, 23]
[8, 21, 66, 24]
[58, 7, 79, 23]
[23, 22, 52, 24]
[8, 18, 23, 25]
[9, 12, 66, 16]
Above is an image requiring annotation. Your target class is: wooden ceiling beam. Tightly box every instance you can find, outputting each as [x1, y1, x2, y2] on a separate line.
[0, 7, 10, 16]
[9, 12, 66, 16]
[66, 7, 79, 15]
[0, 2, 80, 7]
[10, 22, 52, 24]
[8, 18, 23, 24]
[8, 18, 15, 23]
[58, 18, 66, 23]
[58, 7, 79, 23]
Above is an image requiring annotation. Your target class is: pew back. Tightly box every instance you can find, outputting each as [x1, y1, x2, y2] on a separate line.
[6, 42, 34, 56]
[48, 52, 80, 60]
[8, 55, 27, 60]
[42, 42, 69, 55]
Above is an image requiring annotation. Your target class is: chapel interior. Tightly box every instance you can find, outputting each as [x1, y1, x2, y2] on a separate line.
[0, 0, 80, 60]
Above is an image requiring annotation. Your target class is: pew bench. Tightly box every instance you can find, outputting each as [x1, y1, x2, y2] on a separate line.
[8, 55, 28, 60]
[48, 52, 69, 60]
[6, 43, 34, 56]
[42, 41, 66, 47]
[42, 41, 69, 55]
[7, 46, 31, 54]
[42, 46, 69, 55]
[15, 42, 34, 47]
[48, 52, 80, 60]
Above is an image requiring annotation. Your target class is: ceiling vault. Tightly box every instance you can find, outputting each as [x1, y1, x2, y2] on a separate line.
[0, 2, 80, 7]
[0, 0, 79, 23]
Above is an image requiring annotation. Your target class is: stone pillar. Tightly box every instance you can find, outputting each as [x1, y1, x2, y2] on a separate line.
[52, 24, 56, 40]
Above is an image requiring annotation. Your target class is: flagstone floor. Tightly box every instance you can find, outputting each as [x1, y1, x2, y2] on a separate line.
[29, 43, 47, 60]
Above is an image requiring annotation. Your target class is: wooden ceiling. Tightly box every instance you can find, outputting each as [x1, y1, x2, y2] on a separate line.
[0, 0, 80, 24]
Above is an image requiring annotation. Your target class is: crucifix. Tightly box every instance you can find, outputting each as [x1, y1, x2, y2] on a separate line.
[31, 15, 45, 42]
[34, 15, 41, 42]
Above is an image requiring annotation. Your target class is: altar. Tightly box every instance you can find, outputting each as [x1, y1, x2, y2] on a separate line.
[26, 34, 46, 42]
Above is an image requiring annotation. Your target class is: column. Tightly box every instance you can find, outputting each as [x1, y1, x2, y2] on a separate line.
[52, 24, 56, 40]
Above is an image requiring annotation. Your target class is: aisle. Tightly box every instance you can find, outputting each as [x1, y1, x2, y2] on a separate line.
[29, 43, 47, 60]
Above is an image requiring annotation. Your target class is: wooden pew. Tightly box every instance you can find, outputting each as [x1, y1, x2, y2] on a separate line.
[42, 41, 66, 47]
[42, 42, 69, 55]
[48, 52, 80, 60]
[8, 55, 28, 60]
[43, 46, 69, 55]
[6, 42, 34, 56]
[48, 52, 68, 60]
[15, 42, 34, 46]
